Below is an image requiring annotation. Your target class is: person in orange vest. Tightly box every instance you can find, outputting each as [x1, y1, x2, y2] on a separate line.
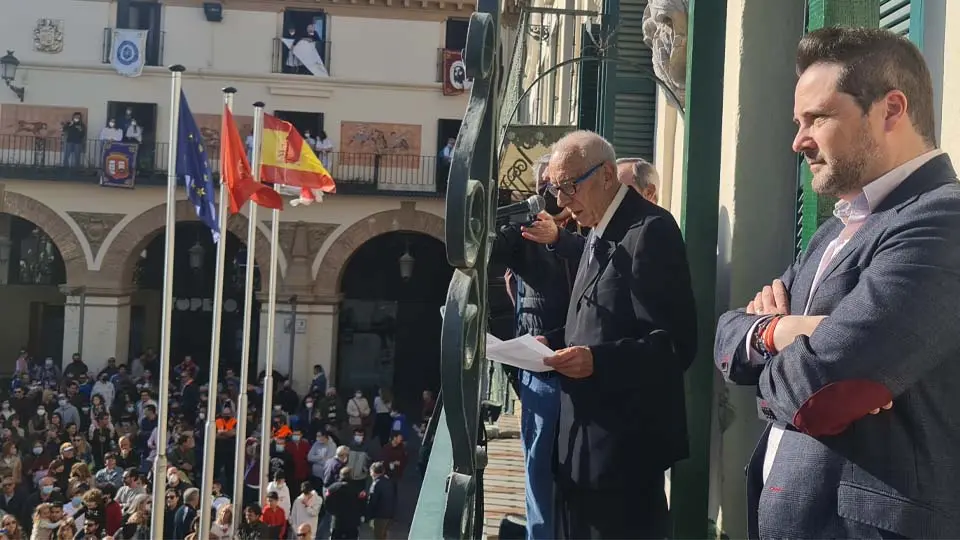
[272, 412, 292, 440]
[214, 406, 238, 493]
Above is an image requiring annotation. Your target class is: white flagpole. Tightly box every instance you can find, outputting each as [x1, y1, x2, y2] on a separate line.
[231, 101, 265, 531]
[198, 86, 236, 540]
[257, 110, 281, 503]
[150, 63, 185, 540]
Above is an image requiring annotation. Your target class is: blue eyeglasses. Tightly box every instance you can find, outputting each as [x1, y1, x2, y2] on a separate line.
[546, 162, 604, 197]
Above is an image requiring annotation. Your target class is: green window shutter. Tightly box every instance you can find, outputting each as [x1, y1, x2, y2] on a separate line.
[578, 23, 604, 133]
[610, 0, 657, 161]
[880, 0, 924, 48]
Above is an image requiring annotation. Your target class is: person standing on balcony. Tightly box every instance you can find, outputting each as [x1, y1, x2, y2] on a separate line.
[316, 131, 334, 172]
[491, 153, 579, 539]
[528, 131, 697, 539]
[61, 112, 85, 168]
[715, 27, 960, 539]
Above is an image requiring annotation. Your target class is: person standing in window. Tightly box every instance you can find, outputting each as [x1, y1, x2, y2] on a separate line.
[316, 131, 334, 172]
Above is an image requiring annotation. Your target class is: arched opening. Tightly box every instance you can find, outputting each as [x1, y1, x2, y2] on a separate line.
[0, 213, 68, 365]
[337, 231, 451, 415]
[132, 222, 261, 377]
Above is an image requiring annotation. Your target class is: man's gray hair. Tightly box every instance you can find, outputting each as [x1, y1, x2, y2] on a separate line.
[616, 157, 659, 190]
[184, 487, 200, 503]
[533, 153, 552, 191]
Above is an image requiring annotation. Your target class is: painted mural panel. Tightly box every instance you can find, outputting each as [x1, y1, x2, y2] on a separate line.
[339, 121, 422, 169]
[192, 113, 254, 151]
[0, 104, 89, 150]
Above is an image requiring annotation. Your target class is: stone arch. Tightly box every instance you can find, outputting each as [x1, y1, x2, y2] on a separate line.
[0, 189, 87, 283]
[314, 206, 445, 296]
[99, 200, 275, 287]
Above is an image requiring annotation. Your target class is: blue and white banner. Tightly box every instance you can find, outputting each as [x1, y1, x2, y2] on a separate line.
[110, 29, 148, 77]
[100, 141, 139, 188]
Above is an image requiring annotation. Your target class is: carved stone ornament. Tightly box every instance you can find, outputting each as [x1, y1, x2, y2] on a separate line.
[67, 211, 124, 259]
[642, 0, 688, 107]
[33, 19, 65, 54]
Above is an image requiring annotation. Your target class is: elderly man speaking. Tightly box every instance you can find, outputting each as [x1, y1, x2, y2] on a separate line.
[529, 131, 697, 539]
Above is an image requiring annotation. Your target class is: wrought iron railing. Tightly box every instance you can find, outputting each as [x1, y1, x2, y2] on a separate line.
[101, 27, 166, 67]
[271, 38, 332, 76]
[0, 135, 444, 194]
[409, 0, 501, 536]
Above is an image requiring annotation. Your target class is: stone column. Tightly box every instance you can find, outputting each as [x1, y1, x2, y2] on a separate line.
[711, 0, 808, 536]
[61, 286, 132, 375]
[257, 296, 340, 395]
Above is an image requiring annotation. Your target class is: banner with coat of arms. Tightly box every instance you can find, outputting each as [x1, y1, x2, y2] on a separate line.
[110, 28, 148, 77]
[442, 49, 473, 96]
[100, 142, 138, 188]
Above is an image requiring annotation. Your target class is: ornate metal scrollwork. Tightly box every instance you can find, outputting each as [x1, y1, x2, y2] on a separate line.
[440, 0, 500, 537]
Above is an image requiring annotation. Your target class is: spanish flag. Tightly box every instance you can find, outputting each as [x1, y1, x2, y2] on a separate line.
[261, 114, 336, 204]
[222, 107, 283, 213]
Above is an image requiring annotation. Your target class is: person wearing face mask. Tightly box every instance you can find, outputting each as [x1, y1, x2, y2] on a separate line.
[99, 120, 122, 143]
[25, 441, 51, 486]
[242, 438, 262, 507]
[307, 430, 336, 492]
[40, 358, 59, 389]
[271, 412, 292, 441]
[61, 112, 86, 168]
[54, 395, 80, 429]
[345, 390, 371, 436]
[29, 406, 48, 437]
[285, 429, 310, 497]
[345, 427, 374, 486]
[123, 117, 142, 144]
[297, 396, 322, 440]
[268, 436, 295, 484]
[0, 401, 13, 422]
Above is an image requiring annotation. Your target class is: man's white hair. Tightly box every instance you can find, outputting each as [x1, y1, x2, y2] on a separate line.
[616, 157, 659, 190]
[551, 130, 617, 166]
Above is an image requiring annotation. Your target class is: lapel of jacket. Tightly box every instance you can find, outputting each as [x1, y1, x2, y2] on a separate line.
[791, 221, 840, 314]
[571, 190, 640, 308]
[815, 154, 955, 286]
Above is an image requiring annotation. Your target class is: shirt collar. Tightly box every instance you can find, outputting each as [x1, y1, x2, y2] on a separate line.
[593, 185, 628, 238]
[833, 149, 942, 223]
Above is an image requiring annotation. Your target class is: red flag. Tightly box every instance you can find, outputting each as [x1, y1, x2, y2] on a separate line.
[222, 107, 283, 213]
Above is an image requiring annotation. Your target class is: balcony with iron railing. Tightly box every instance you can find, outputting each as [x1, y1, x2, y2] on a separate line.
[0, 135, 445, 196]
[271, 38, 332, 76]
[101, 27, 166, 67]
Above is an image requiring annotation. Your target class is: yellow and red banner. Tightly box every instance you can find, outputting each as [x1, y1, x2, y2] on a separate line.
[261, 114, 336, 197]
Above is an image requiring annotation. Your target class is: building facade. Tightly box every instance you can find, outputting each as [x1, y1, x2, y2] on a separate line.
[0, 0, 473, 406]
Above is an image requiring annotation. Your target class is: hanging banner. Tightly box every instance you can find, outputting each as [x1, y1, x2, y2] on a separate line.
[442, 49, 473, 96]
[110, 28, 148, 77]
[100, 141, 139, 188]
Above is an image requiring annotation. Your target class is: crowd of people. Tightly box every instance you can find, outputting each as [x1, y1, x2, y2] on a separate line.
[0, 349, 437, 540]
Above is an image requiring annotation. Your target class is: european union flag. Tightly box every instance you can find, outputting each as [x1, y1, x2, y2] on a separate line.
[177, 91, 220, 242]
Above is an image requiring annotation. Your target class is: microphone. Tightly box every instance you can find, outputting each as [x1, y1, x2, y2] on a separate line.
[496, 194, 545, 219]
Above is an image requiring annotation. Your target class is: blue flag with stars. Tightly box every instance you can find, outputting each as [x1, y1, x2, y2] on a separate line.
[177, 91, 220, 242]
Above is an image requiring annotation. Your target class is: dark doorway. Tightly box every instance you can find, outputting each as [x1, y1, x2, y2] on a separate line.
[274, 110, 324, 139]
[116, 0, 163, 66]
[337, 232, 451, 415]
[134, 222, 261, 381]
[107, 101, 159, 170]
[445, 18, 469, 50]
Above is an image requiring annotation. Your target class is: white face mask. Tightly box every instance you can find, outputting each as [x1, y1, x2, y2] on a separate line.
[37, 409, 46, 416]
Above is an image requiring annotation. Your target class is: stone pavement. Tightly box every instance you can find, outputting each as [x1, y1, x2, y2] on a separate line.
[482, 409, 526, 539]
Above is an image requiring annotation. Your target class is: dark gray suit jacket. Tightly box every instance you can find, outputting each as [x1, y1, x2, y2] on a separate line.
[714, 154, 960, 539]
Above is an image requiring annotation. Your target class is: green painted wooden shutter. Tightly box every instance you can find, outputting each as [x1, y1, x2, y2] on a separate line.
[610, 0, 657, 161]
[880, 0, 924, 48]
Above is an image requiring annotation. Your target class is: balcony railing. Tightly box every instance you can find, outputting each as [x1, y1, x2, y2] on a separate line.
[0, 135, 445, 196]
[271, 38, 332, 76]
[101, 27, 166, 67]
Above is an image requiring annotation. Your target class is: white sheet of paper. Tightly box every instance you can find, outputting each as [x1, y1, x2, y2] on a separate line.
[486, 334, 555, 372]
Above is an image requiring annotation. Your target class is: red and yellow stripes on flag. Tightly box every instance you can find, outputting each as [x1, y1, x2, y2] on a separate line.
[260, 114, 336, 195]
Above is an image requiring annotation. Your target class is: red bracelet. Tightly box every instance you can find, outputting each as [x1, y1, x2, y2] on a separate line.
[763, 315, 782, 355]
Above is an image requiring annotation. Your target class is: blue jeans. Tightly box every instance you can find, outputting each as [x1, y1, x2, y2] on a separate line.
[63, 142, 82, 167]
[519, 370, 560, 539]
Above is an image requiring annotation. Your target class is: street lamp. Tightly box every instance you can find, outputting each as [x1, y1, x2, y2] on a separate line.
[398, 242, 415, 281]
[188, 240, 205, 271]
[0, 51, 25, 102]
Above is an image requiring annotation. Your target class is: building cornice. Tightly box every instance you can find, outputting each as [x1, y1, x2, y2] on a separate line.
[78, 0, 475, 20]
[19, 61, 448, 94]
